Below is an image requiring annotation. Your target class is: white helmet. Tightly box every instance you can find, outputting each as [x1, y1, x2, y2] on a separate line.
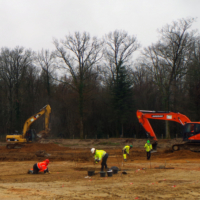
[91, 148, 95, 154]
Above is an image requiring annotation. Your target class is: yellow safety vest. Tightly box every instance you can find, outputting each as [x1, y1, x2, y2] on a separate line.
[144, 143, 152, 152]
[94, 150, 106, 161]
[123, 145, 130, 154]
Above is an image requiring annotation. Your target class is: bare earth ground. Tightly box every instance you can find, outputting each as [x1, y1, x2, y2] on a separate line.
[0, 138, 200, 199]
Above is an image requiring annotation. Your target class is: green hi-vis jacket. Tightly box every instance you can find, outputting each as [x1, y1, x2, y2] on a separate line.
[94, 150, 106, 161]
[123, 145, 130, 154]
[144, 143, 152, 152]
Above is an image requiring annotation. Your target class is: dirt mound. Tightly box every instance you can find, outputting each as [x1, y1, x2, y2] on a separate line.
[20, 143, 69, 152]
[0, 143, 91, 162]
[159, 150, 200, 159]
[172, 150, 200, 159]
[0, 143, 69, 153]
[1, 139, 200, 162]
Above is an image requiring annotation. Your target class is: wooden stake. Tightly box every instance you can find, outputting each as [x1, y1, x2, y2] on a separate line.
[150, 157, 151, 169]
[114, 148, 121, 170]
[121, 156, 124, 177]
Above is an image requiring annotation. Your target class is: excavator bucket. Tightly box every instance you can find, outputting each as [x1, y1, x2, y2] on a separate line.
[36, 129, 51, 140]
[152, 141, 157, 151]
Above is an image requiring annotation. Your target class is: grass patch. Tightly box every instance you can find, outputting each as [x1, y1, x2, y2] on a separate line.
[63, 144, 79, 147]
[54, 142, 60, 144]
[96, 142, 120, 146]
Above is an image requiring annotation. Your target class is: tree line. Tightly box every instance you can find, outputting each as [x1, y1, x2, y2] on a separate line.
[0, 18, 200, 139]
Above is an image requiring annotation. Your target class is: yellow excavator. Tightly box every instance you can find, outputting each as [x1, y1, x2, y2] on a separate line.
[6, 104, 51, 149]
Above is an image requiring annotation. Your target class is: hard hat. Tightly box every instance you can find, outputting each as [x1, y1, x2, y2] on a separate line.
[130, 145, 133, 148]
[45, 159, 49, 164]
[91, 148, 95, 154]
[147, 140, 150, 144]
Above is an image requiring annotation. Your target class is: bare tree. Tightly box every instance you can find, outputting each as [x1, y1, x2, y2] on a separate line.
[53, 32, 103, 138]
[184, 37, 200, 120]
[0, 46, 33, 132]
[143, 18, 196, 109]
[103, 30, 140, 82]
[35, 49, 56, 102]
[142, 18, 196, 138]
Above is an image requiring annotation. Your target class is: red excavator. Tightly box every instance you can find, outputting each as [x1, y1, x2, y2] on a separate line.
[136, 110, 200, 151]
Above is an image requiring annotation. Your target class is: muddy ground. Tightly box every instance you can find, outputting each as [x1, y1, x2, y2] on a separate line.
[0, 138, 200, 199]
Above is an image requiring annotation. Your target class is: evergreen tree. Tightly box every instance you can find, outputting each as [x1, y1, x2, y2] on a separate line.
[110, 61, 134, 137]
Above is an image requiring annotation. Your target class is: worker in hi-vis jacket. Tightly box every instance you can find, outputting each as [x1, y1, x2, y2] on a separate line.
[33, 159, 50, 174]
[122, 145, 133, 161]
[91, 148, 109, 171]
[144, 140, 152, 160]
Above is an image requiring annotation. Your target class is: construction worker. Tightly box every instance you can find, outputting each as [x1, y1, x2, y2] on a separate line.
[122, 145, 133, 161]
[144, 140, 152, 160]
[33, 159, 50, 174]
[91, 148, 109, 171]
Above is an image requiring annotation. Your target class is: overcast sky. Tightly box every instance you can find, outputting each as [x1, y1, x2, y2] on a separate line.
[0, 0, 200, 54]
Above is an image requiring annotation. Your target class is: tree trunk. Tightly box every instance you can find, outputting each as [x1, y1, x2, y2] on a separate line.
[121, 123, 123, 138]
[80, 117, 83, 139]
[165, 120, 170, 139]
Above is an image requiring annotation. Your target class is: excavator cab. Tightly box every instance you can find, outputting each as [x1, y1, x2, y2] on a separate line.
[182, 123, 200, 142]
[25, 129, 37, 142]
[152, 141, 158, 151]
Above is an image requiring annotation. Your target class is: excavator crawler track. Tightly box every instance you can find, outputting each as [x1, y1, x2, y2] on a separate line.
[6, 143, 25, 149]
[172, 143, 200, 152]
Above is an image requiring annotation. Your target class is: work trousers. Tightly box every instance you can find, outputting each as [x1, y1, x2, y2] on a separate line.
[122, 149, 127, 154]
[147, 151, 151, 160]
[122, 149, 128, 160]
[101, 153, 109, 171]
[33, 163, 48, 174]
[33, 163, 39, 174]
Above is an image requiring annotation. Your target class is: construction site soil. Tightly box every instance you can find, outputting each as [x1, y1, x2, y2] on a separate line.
[0, 138, 200, 199]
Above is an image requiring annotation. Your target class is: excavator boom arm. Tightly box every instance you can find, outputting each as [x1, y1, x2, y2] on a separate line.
[136, 110, 191, 141]
[22, 104, 51, 137]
